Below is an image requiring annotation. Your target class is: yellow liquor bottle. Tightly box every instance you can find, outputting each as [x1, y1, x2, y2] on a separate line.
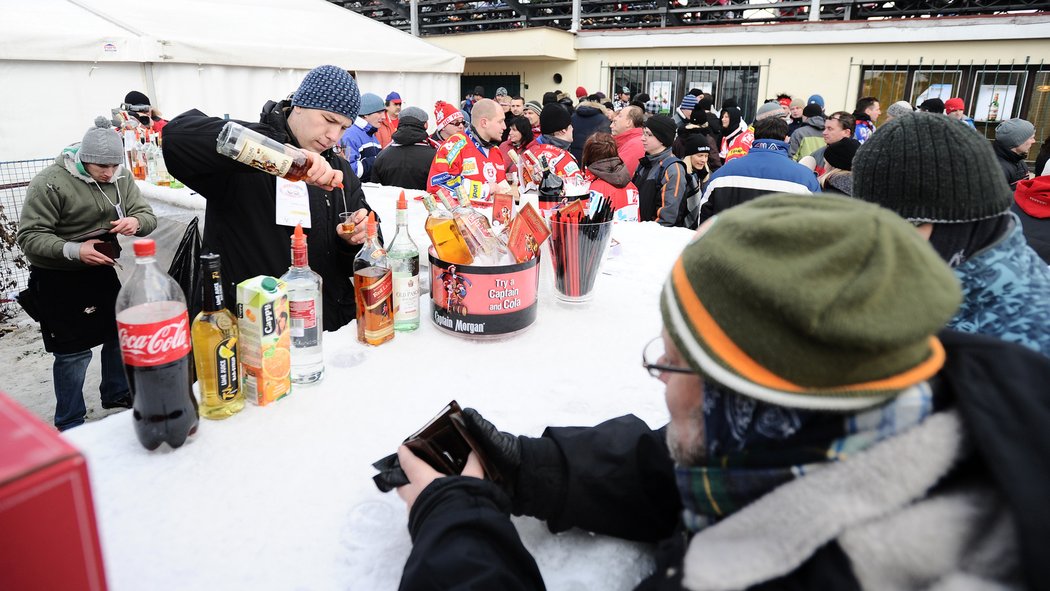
[192, 253, 245, 419]
[422, 193, 473, 265]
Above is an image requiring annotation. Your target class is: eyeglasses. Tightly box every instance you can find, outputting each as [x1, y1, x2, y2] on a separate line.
[642, 336, 697, 379]
[449, 121, 466, 127]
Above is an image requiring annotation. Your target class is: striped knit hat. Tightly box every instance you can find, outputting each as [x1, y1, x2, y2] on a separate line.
[660, 194, 961, 411]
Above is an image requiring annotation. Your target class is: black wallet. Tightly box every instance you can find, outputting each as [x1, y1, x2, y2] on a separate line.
[71, 228, 121, 259]
[372, 401, 501, 493]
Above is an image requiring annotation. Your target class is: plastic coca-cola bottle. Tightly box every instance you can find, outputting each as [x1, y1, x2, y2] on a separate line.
[115, 239, 199, 450]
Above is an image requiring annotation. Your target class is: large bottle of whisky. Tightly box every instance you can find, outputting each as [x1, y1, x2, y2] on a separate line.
[192, 253, 245, 420]
[353, 213, 394, 346]
[215, 121, 310, 181]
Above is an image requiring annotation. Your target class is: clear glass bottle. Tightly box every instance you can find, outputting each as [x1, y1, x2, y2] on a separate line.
[353, 213, 394, 345]
[215, 121, 310, 181]
[192, 253, 245, 419]
[387, 193, 420, 331]
[280, 224, 324, 384]
[424, 193, 473, 265]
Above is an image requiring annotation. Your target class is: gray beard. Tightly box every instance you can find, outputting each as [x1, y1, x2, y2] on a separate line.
[666, 405, 706, 467]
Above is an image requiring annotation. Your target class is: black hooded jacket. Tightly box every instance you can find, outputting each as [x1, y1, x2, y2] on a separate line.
[569, 104, 612, 164]
[372, 120, 436, 191]
[993, 141, 1029, 191]
[162, 99, 376, 332]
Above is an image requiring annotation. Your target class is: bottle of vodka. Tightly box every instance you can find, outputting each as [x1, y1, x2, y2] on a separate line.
[281, 224, 324, 383]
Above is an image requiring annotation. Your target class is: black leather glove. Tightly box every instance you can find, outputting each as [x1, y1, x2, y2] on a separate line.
[462, 408, 522, 493]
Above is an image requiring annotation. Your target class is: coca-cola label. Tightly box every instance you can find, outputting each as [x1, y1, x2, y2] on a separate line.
[118, 313, 191, 367]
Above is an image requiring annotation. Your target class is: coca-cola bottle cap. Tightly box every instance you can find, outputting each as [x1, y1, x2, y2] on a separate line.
[133, 239, 156, 257]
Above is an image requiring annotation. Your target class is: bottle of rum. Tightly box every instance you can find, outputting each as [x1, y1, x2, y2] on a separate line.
[281, 224, 324, 383]
[215, 121, 310, 181]
[353, 213, 394, 345]
[427, 193, 474, 264]
[192, 253, 245, 420]
[387, 193, 421, 332]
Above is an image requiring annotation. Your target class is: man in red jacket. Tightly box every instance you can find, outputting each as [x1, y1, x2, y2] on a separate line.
[612, 105, 645, 178]
[427, 99, 511, 203]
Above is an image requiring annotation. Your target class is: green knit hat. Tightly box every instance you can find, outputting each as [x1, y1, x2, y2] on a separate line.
[852, 112, 1012, 223]
[660, 194, 962, 411]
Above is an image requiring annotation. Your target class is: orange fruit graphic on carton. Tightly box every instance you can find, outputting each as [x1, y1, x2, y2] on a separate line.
[236, 276, 291, 405]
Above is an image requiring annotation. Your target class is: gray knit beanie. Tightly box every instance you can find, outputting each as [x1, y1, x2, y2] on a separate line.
[995, 118, 1036, 149]
[399, 106, 428, 126]
[853, 112, 1012, 223]
[79, 116, 124, 165]
[886, 101, 914, 119]
[756, 101, 787, 121]
[291, 65, 361, 121]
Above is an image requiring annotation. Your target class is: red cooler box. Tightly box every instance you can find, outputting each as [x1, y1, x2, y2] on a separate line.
[0, 392, 107, 591]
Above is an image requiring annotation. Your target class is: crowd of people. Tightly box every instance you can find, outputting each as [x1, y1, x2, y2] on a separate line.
[13, 64, 1050, 589]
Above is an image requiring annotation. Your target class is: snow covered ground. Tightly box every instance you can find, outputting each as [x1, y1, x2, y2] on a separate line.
[56, 194, 695, 590]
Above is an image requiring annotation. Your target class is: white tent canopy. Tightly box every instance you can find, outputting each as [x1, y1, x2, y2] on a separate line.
[0, 0, 465, 161]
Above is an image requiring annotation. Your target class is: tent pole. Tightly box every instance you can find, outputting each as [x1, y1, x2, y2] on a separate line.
[411, 0, 419, 37]
[143, 62, 158, 109]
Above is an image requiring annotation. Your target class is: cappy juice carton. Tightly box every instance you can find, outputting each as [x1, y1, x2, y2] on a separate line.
[236, 276, 291, 405]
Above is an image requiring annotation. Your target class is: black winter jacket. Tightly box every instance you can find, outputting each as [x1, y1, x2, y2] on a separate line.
[398, 330, 1050, 591]
[162, 100, 376, 332]
[993, 141, 1029, 190]
[372, 122, 436, 191]
[569, 105, 612, 164]
[1011, 200, 1050, 265]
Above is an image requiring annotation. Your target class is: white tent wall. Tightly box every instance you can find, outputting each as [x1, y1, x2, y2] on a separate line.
[0, 0, 465, 161]
[353, 71, 461, 128]
[0, 60, 146, 161]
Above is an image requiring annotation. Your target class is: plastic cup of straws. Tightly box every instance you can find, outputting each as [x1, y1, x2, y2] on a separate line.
[546, 218, 614, 303]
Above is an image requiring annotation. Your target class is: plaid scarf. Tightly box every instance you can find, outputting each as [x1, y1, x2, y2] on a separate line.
[677, 379, 944, 533]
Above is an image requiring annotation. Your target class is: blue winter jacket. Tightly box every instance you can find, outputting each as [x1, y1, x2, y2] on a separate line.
[339, 117, 382, 182]
[949, 215, 1050, 358]
[697, 139, 821, 226]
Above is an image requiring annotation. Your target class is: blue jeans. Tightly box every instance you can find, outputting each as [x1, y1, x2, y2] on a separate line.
[52, 337, 130, 431]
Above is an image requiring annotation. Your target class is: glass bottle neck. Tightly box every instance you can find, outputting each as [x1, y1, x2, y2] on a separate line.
[201, 269, 225, 312]
[292, 246, 308, 267]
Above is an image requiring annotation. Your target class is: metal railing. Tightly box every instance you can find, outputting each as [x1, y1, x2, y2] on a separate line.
[603, 60, 769, 123]
[851, 56, 1048, 164]
[331, 0, 1048, 35]
[0, 158, 51, 300]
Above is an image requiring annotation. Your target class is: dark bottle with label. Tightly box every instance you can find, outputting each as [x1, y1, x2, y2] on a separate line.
[191, 253, 245, 419]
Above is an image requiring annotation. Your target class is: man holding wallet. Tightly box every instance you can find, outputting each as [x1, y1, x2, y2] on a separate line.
[386, 195, 1049, 589]
[17, 116, 156, 431]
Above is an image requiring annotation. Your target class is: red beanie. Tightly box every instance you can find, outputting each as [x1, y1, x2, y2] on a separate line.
[944, 98, 965, 114]
[575, 86, 588, 98]
[434, 101, 462, 130]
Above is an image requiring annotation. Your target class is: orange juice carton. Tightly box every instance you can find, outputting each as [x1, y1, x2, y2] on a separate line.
[236, 275, 291, 405]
